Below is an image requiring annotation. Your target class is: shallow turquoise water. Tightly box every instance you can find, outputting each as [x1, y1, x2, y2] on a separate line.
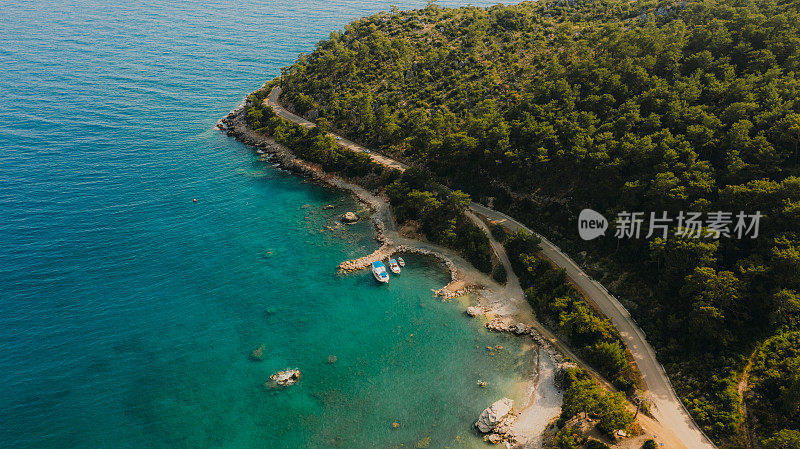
[0, 1, 528, 448]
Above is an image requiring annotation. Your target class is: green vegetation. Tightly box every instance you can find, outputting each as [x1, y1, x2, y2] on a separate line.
[504, 230, 638, 392]
[386, 167, 492, 272]
[748, 331, 800, 443]
[586, 439, 611, 449]
[555, 426, 586, 449]
[245, 90, 385, 180]
[561, 367, 635, 435]
[272, 0, 800, 444]
[762, 429, 800, 449]
[642, 439, 658, 449]
[492, 263, 507, 284]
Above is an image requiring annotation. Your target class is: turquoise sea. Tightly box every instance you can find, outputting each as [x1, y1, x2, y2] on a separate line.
[0, 1, 530, 448]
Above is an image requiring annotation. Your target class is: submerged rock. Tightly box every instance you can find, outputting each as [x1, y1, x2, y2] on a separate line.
[475, 398, 514, 433]
[341, 211, 359, 223]
[266, 369, 301, 388]
[249, 344, 266, 361]
[327, 355, 338, 364]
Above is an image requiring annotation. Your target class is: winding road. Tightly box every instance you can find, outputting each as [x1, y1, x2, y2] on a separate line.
[265, 86, 716, 449]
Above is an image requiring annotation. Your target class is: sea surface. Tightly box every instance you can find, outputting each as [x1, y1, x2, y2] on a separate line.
[0, 1, 533, 448]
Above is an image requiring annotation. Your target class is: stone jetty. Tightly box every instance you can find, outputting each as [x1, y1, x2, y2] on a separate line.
[338, 243, 397, 271]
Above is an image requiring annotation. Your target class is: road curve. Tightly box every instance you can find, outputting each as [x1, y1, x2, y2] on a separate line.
[265, 86, 716, 449]
[470, 204, 716, 449]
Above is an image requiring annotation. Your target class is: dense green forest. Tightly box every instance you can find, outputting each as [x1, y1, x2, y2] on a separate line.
[560, 366, 634, 439]
[273, 0, 800, 445]
[503, 230, 639, 393]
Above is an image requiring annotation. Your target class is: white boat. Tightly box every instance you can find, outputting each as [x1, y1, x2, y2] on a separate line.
[372, 261, 390, 283]
[389, 258, 401, 274]
[397, 257, 405, 267]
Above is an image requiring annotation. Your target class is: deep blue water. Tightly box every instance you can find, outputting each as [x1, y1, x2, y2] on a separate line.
[0, 1, 527, 448]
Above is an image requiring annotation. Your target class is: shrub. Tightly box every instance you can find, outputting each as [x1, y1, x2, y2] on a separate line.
[490, 223, 507, 242]
[555, 427, 585, 449]
[493, 263, 507, 284]
[587, 440, 611, 449]
[763, 429, 800, 449]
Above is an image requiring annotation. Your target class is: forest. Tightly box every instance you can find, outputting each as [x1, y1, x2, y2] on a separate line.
[273, 0, 800, 445]
[503, 230, 639, 394]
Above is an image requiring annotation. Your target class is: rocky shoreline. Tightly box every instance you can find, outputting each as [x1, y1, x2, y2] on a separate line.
[218, 95, 565, 448]
[218, 96, 475, 299]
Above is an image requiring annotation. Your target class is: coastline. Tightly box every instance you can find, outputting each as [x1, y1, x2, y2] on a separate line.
[219, 95, 491, 300]
[218, 94, 563, 447]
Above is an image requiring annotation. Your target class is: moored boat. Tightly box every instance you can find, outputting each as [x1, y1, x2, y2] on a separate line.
[397, 257, 405, 267]
[389, 258, 401, 274]
[372, 261, 390, 283]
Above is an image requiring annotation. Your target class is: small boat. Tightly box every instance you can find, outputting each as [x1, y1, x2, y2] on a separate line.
[397, 257, 405, 267]
[372, 261, 390, 283]
[389, 258, 401, 274]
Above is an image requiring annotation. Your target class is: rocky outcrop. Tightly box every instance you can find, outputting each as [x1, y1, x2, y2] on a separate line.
[475, 398, 514, 433]
[486, 317, 513, 332]
[266, 369, 301, 388]
[341, 211, 359, 223]
[555, 362, 579, 388]
[513, 323, 528, 335]
[466, 306, 483, 317]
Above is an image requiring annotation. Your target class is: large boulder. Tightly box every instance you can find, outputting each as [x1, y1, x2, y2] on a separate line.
[266, 369, 301, 388]
[341, 212, 359, 223]
[475, 398, 514, 433]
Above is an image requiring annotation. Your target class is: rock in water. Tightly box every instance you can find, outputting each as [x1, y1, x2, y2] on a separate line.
[266, 369, 301, 388]
[475, 398, 514, 433]
[341, 211, 359, 223]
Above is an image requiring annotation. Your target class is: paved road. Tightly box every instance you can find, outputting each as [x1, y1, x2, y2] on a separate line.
[267, 87, 407, 171]
[469, 204, 716, 449]
[265, 86, 716, 449]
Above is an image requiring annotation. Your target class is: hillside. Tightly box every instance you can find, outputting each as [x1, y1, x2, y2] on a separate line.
[274, 0, 800, 446]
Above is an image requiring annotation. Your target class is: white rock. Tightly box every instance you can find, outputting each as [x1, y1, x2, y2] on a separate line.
[341, 212, 359, 223]
[466, 306, 483, 317]
[268, 369, 301, 387]
[475, 398, 513, 433]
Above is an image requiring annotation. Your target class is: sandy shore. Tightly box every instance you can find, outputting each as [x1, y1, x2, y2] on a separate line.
[219, 97, 562, 448]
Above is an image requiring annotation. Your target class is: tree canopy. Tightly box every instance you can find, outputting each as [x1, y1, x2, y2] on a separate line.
[271, 0, 800, 444]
